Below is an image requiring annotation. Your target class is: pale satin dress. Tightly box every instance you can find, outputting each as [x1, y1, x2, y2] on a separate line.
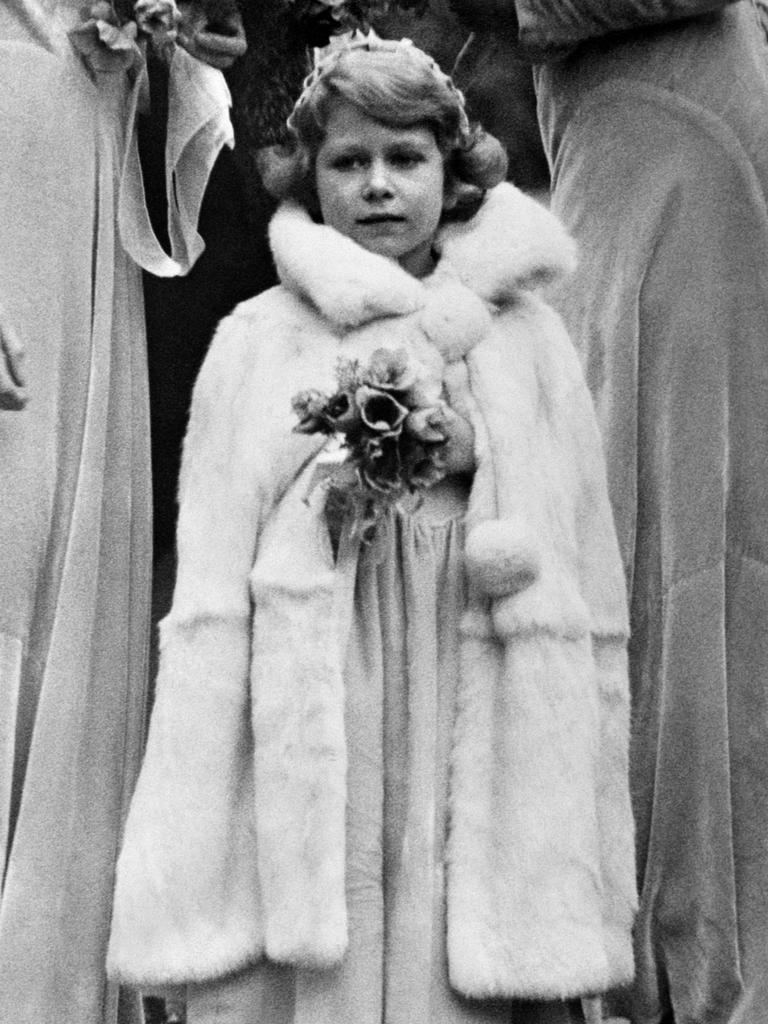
[187, 480, 581, 1024]
[0, 4, 231, 1021]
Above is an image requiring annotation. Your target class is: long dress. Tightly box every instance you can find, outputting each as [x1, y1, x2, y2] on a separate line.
[532, 5, 768, 1023]
[0, 4, 230, 1021]
[186, 480, 583, 1024]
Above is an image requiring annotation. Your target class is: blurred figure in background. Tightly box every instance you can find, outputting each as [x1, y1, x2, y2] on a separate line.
[0, 1, 243, 1020]
[507, 1, 768, 1022]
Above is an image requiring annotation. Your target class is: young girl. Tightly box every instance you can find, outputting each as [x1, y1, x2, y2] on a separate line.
[108, 32, 636, 1024]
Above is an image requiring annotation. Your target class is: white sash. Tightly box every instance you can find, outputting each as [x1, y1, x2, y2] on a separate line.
[118, 45, 234, 277]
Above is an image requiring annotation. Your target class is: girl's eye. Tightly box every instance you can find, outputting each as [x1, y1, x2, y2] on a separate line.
[331, 154, 367, 171]
[389, 150, 423, 168]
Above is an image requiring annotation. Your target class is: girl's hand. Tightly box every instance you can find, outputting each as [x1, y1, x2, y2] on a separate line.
[0, 306, 27, 411]
[408, 402, 475, 476]
[177, 1, 247, 70]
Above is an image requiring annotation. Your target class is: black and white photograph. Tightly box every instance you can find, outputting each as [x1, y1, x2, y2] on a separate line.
[1, 2, 767, 1023]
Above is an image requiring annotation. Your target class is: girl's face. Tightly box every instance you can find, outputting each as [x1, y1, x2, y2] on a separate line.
[315, 99, 446, 279]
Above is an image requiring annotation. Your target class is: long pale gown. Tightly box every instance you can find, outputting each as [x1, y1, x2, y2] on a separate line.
[0, 4, 231, 1020]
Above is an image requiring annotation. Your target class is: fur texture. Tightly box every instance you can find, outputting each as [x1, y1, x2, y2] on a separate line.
[108, 183, 636, 996]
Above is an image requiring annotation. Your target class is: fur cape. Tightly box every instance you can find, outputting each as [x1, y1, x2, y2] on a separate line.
[107, 183, 637, 999]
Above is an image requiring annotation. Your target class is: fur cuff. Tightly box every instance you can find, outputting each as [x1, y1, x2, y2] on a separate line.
[107, 617, 264, 986]
[448, 629, 611, 998]
[491, 574, 591, 640]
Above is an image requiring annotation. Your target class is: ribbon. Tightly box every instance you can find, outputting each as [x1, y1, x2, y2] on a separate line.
[118, 45, 234, 277]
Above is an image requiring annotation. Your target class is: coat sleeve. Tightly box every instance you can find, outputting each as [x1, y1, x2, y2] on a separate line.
[514, 0, 738, 60]
[451, 296, 636, 996]
[107, 307, 322, 987]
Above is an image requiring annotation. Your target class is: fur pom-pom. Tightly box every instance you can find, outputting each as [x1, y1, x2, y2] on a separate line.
[464, 519, 540, 597]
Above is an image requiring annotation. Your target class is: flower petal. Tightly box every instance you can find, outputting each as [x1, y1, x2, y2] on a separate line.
[357, 386, 408, 433]
[404, 404, 449, 443]
[365, 346, 418, 392]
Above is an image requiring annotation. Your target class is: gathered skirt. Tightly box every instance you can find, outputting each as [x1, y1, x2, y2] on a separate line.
[186, 481, 581, 1024]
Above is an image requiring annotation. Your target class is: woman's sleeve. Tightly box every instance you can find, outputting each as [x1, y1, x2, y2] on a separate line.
[514, 0, 738, 60]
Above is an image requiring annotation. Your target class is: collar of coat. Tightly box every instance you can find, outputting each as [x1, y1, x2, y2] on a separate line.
[268, 182, 577, 332]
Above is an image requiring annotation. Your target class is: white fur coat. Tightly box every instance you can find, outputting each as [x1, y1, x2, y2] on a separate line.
[108, 183, 637, 999]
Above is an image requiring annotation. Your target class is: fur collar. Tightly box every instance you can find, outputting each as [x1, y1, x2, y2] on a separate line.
[268, 182, 577, 330]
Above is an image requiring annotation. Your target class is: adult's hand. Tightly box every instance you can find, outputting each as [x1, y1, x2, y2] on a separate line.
[177, 1, 247, 70]
[0, 306, 27, 411]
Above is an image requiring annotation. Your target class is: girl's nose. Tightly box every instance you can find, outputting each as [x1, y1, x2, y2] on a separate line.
[362, 160, 393, 200]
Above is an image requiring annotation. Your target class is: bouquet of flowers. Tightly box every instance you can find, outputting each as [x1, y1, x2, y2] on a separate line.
[292, 347, 450, 538]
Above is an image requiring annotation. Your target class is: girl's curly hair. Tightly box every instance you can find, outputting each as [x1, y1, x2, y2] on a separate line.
[257, 44, 508, 222]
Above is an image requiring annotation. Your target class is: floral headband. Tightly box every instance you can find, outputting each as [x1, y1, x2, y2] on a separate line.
[286, 29, 471, 137]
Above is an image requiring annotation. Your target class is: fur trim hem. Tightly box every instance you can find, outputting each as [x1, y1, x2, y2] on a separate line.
[107, 927, 264, 989]
[446, 925, 613, 1001]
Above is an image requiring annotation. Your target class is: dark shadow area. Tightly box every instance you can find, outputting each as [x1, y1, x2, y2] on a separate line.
[138, 56, 278, 567]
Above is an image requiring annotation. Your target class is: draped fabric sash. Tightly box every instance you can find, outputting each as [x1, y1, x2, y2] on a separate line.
[118, 45, 234, 277]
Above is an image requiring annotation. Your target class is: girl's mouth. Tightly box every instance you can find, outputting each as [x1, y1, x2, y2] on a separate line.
[358, 215, 405, 224]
